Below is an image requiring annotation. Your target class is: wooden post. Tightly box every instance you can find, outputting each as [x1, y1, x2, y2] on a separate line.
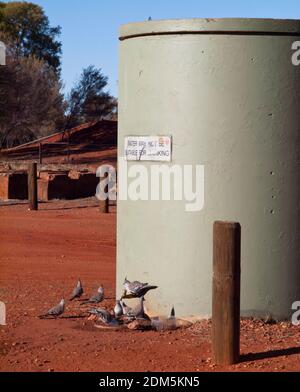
[28, 162, 38, 211]
[99, 172, 109, 213]
[212, 221, 241, 365]
[39, 143, 42, 165]
[67, 131, 70, 163]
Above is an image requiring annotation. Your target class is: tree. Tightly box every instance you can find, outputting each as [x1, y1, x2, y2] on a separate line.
[0, 54, 65, 148]
[0, 1, 61, 74]
[66, 65, 117, 128]
[0, 3, 116, 149]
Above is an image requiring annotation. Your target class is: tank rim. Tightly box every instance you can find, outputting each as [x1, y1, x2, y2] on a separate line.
[120, 18, 300, 40]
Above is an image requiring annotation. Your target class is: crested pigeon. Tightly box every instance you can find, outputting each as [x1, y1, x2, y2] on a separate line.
[89, 308, 119, 326]
[80, 285, 104, 305]
[114, 300, 123, 318]
[39, 299, 65, 319]
[69, 279, 83, 301]
[122, 277, 158, 299]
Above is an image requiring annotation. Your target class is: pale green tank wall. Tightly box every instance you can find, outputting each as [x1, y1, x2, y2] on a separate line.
[117, 18, 300, 319]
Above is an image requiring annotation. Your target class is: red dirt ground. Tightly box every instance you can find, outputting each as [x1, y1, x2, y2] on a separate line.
[1, 199, 300, 372]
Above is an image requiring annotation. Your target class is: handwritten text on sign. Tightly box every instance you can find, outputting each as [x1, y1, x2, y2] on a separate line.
[124, 136, 172, 162]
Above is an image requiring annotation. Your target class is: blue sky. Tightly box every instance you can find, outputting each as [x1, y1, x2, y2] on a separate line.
[5, 0, 300, 97]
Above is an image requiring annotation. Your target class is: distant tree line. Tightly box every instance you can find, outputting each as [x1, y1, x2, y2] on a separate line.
[0, 1, 117, 149]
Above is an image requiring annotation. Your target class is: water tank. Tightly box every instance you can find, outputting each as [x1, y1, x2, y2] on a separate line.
[117, 18, 300, 319]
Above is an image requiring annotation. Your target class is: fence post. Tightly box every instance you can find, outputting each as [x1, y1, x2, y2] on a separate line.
[99, 172, 109, 213]
[28, 162, 38, 211]
[212, 221, 241, 365]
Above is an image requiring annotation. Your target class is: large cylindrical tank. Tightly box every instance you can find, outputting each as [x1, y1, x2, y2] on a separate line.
[117, 18, 300, 319]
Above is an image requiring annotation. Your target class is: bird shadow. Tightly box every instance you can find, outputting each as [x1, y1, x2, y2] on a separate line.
[41, 205, 96, 211]
[38, 315, 86, 320]
[39, 203, 115, 211]
[76, 297, 115, 303]
[241, 346, 300, 362]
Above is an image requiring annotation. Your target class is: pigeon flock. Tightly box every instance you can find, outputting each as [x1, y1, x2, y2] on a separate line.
[39, 277, 165, 328]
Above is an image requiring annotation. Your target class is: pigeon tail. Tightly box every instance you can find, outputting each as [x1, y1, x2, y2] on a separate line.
[169, 306, 175, 319]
